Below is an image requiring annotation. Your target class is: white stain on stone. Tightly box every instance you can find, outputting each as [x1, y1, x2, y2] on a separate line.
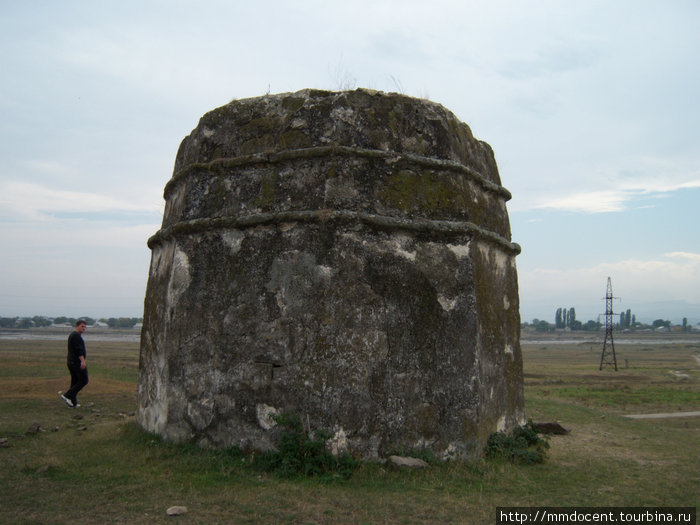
[413, 437, 436, 450]
[150, 245, 166, 278]
[290, 118, 307, 129]
[438, 295, 458, 311]
[497, 415, 507, 432]
[137, 391, 168, 435]
[447, 242, 470, 259]
[331, 106, 356, 123]
[389, 236, 416, 261]
[317, 265, 334, 279]
[503, 295, 511, 310]
[187, 397, 215, 431]
[476, 241, 508, 276]
[504, 344, 514, 357]
[256, 403, 279, 430]
[166, 247, 191, 307]
[221, 231, 244, 254]
[441, 442, 461, 460]
[328, 428, 349, 456]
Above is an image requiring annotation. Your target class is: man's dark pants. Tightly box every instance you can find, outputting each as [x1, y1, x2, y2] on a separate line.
[65, 363, 89, 405]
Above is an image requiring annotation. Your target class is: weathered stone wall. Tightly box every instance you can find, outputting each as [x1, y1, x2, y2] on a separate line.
[137, 88, 524, 459]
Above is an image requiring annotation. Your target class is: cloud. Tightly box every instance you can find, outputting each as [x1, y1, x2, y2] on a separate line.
[664, 251, 700, 263]
[524, 170, 700, 214]
[531, 190, 634, 213]
[0, 180, 162, 222]
[519, 252, 700, 318]
[622, 178, 700, 194]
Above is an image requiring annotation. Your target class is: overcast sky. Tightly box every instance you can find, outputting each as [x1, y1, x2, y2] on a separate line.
[1, 0, 698, 324]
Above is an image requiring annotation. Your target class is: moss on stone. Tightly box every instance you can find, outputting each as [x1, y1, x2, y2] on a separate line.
[240, 116, 282, 137]
[279, 130, 311, 150]
[281, 96, 304, 113]
[387, 109, 399, 134]
[239, 135, 276, 156]
[378, 168, 468, 215]
[257, 170, 278, 207]
[326, 162, 338, 179]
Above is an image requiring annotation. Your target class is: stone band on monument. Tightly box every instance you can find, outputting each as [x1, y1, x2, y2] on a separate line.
[137, 88, 524, 459]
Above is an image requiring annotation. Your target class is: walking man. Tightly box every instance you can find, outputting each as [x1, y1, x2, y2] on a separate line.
[61, 320, 89, 408]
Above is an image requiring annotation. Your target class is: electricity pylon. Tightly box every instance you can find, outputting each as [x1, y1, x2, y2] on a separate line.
[599, 277, 618, 371]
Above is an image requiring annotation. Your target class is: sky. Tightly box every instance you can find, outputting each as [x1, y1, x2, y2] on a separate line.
[1, 0, 698, 324]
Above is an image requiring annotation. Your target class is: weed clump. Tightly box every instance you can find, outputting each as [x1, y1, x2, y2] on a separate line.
[253, 413, 358, 480]
[484, 421, 549, 464]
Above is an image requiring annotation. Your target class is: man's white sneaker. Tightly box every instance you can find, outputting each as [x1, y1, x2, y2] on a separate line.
[60, 394, 74, 407]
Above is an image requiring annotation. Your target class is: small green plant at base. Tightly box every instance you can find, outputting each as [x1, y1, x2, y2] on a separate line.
[253, 413, 359, 480]
[484, 420, 549, 464]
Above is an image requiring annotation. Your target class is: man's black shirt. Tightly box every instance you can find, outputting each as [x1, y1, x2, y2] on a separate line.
[67, 331, 86, 366]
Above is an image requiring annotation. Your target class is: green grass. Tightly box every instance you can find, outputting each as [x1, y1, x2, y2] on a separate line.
[546, 385, 700, 407]
[0, 335, 698, 524]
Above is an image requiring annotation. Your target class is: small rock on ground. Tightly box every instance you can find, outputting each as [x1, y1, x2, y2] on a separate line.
[166, 506, 188, 516]
[26, 423, 42, 435]
[533, 421, 570, 435]
[388, 455, 429, 468]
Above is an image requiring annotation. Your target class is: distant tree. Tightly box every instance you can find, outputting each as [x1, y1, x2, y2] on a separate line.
[568, 308, 576, 329]
[682, 317, 689, 332]
[16, 318, 33, 328]
[106, 317, 140, 328]
[652, 319, 671, 330]
[0, 317, 18, 328]
[619, 310, 632, 329]
[535, 320, 552, 332]
[582, 320, 601, 331]
[555, 308, 563, 329]
[32, 316, 52, 328]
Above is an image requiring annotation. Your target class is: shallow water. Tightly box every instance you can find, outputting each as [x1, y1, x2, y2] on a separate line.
[522, 338, 700, 345]
[0, 329, 141, 342]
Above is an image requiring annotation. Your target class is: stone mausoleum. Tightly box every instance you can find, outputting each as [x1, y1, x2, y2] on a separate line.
[137, 88, 524, 459]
